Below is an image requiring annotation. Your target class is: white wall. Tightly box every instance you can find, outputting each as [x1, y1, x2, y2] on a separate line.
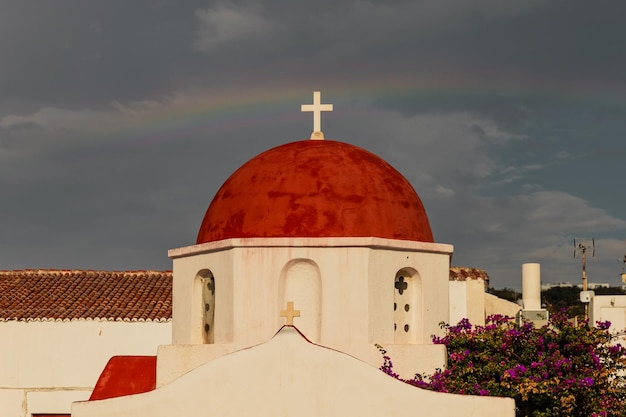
[0, 320, 171, 417]
[163, 237, 453, 385]
[164, 237, 452, 384]
[74, 328, 515, 417]
[448, 283, 522, 327]
[484, 293, 521, 319]
[170, 237, 452, 348]
[590, 295, 626, 333]
[449, 279, 486, 327]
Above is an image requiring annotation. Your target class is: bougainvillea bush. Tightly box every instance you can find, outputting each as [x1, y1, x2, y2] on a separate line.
[379, 313, 626, 417]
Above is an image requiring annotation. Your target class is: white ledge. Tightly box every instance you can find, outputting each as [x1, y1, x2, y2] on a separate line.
[169, 237, 453, 259]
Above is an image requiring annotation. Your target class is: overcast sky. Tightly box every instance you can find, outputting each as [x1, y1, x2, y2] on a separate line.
[1, 1, 625, 289]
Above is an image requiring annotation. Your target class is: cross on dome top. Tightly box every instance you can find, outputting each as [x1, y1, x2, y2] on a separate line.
[301, 91, 333, 140]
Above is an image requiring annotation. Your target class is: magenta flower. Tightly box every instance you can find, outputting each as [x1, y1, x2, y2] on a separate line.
[378, 312, 626, 416]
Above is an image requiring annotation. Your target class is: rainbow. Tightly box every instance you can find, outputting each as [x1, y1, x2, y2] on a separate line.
[97, 72, 626, 148]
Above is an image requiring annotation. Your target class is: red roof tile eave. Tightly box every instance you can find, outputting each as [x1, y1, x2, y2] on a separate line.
[0, 317, 173, 323]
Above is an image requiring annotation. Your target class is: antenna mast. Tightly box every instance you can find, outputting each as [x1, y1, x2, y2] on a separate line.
[573, 238, 595, 320]
[622, 241, 626, 284]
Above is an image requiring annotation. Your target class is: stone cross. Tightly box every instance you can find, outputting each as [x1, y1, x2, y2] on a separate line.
[280, 301, 301, 326]
[301, 91, 333, 140]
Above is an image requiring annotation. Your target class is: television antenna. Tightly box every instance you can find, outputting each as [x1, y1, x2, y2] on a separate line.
[620, 241, 626, 284]
[573, 238, 595, 320]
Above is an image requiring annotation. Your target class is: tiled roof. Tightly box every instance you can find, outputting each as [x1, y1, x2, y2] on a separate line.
[0, 270, 172, 322]
[449, 266, 490, 285]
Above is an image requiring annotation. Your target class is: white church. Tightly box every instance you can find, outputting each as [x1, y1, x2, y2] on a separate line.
[1, 92, 522, 416]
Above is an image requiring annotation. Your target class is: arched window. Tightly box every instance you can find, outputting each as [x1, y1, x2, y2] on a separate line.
[278, 259, 322, 342]
[393, 268, 422, 344]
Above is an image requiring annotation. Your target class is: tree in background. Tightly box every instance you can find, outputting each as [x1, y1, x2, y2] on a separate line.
[541, 287, 583, 317]
[379, 313, 626, 417]
[488, 286, 626, 318]
[488, 287, 521, 303]
[541, 287, 626, 318]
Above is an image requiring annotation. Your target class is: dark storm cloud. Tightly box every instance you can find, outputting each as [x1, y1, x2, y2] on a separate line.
[0, 95, 301, 270]
[0, 1, 208, 107]
[1, 0, 626, 288]
[3, 1, 625, 109]
[219, 1, 626, 92]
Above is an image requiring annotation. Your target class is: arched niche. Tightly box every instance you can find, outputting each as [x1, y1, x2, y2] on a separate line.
[393, 268, 423, 344]
[278, 259, 322, 342]
[194, 269, 215, 344]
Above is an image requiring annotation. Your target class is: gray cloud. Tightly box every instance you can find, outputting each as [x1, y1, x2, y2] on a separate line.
[1, 1, 626, 290]
[341, 106, 626, 287]
[193, 2, 278, 51]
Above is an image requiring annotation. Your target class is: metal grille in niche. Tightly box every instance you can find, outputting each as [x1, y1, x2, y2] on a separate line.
[394, 276, 411, 333]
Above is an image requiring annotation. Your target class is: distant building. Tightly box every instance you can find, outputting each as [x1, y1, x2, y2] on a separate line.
[541, 282, 610, 291]
[541, 282, 574, 291]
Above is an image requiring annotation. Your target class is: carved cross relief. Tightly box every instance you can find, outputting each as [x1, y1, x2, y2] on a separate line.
[280, 301, 301, 326]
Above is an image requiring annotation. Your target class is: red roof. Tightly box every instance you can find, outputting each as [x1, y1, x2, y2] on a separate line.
[89, 356, 157, 400]
[197, 140, 434, 244]
[0, 270, 172, 322]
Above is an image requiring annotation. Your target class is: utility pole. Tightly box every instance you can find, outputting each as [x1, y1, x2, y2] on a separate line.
[620, 241, 626, 284]
[574, 238, 595, 321]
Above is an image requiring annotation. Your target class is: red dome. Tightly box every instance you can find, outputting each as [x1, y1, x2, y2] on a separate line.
[197, 140, 434, 244]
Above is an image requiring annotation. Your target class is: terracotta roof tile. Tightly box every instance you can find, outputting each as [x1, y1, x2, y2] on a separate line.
[0, 270, 172, 322]
[449, 266, 490, 286]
